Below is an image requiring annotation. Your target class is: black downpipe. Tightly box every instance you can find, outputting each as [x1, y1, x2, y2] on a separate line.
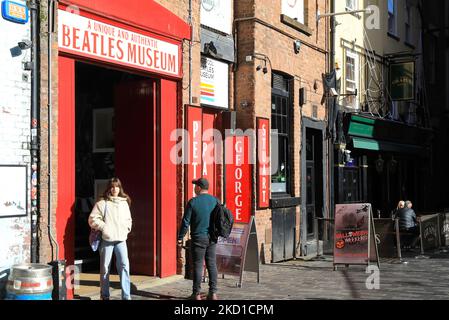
[30, 0, 40, 263]
[328, 0, 335, 220]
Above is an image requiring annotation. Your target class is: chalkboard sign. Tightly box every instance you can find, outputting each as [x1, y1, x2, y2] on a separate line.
[439, 213, 449, 247]
[419, 214, 440, 251]
[216, 216, 259, 287]
[334, 203, 379, 268]
[373, 219, 397, 258]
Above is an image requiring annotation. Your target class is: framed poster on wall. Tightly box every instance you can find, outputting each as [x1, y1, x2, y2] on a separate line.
[0, 165, 27, 218]
[93, 108, 114, 152]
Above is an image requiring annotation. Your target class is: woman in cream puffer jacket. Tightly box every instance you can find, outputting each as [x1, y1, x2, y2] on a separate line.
[88, 177, 132, 300]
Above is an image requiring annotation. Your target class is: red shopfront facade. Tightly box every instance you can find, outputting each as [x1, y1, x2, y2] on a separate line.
[55, 0, 190, 297]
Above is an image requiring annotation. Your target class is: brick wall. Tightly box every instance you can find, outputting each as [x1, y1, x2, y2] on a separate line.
[235, 0, 328, 261]
[0, 5, 32, 297]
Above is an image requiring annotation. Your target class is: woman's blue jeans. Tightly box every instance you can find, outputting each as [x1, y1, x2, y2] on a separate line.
[99, 240, 131, 300]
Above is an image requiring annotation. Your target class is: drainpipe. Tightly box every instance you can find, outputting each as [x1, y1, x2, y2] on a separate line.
[328, 0, 336, 222]
[47, 0, 59, 261]
[188, 0, 192, 105]
[30, 0, 40, 263]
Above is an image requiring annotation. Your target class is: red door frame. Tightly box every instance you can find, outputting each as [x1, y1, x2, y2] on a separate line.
[56, 1, 189, 297]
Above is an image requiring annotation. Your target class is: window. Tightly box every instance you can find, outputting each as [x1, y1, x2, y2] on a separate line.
[282, 0, 305, 25]
[271, 73, 291, 194]
[405, 3, 412, 44]
[345, 50, 359, 109]
[345, 0, 357, 11]
[388, 0, 397, 35]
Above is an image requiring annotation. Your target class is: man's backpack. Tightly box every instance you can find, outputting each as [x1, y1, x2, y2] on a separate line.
[209, 202, 234, 240]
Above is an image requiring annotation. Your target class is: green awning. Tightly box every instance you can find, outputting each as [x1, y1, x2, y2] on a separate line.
[352, 137, 425, 154]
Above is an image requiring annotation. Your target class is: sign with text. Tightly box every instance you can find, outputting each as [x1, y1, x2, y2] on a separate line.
[200, 0, 232, 35]
[1, 0, 29, 24]
[225, 136, 252, 224]
[257, 118, 270, 208]
[200, 56, 229, 109]
[439, 213, 449, 247]
[216, 216, 259, 287]
[419, 214, 440, 251]
[334, 203, 379, 266]
[373, 218, 397, 258]
[389, 61, 415, 101]
[58, 9, 181, 77]
[185, 106, 202, 201]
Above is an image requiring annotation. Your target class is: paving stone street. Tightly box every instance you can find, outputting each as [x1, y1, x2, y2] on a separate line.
[79, 248, 449, 301]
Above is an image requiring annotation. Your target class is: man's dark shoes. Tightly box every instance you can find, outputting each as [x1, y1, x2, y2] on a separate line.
[207, 293, 218, 300]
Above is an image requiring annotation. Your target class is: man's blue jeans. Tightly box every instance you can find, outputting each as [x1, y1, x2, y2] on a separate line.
[100, 240, 131, 300]
[191, 236, 218, 295]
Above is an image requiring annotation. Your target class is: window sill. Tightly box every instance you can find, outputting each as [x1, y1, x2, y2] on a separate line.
[387, 32, 400, 41]
[404, 42, 415, 49]
[280, 14, 312, 37]
[270, 196, 301, 208]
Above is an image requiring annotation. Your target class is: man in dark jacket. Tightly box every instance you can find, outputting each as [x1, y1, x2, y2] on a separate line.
[397, 200, 419, 246]
[177, 178, 218, 300]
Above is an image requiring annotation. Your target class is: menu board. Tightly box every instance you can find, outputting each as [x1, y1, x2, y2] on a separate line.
[216, 217, 259, 287]
[373, 219, 397, 258]
[419, 214, 440, 251]
[334, 203, 379, 267]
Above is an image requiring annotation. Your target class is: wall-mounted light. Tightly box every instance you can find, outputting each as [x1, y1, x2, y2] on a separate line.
[375, 155, 384, 173]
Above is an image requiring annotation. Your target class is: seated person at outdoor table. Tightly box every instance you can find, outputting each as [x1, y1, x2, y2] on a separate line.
[397, 200, 420, 247]
[392, 200, 405, 219]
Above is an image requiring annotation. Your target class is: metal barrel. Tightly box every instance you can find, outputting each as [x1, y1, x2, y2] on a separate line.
[6, 264, 53, 300]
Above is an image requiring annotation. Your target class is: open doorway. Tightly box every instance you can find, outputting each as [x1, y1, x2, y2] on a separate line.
[74, 61, 157, 295]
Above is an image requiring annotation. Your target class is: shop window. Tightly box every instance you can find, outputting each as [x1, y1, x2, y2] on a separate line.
[345, 50, 359, 109]
[388, 0, 397, 36]
[271, 73, 292, 195]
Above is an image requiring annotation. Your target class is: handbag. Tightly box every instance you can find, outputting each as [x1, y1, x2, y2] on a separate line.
[89, 201, 107, 252]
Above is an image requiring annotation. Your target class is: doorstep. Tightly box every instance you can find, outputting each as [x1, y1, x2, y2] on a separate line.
[74, 273, 184, 300]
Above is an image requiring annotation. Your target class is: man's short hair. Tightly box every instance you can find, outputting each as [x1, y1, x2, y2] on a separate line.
[405, 200, 412, 208]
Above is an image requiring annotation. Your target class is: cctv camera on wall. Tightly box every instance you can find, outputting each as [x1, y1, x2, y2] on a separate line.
[294, 40, 301, 54]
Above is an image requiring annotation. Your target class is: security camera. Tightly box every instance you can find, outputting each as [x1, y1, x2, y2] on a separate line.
[294, 40, 301, 54]
[18, 40, 32, 50]
[262, 66, 268, 74]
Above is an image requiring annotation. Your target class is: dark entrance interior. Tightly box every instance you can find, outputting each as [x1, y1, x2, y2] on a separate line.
[74, 61, 155, 276]
[305, 127, 324, 241]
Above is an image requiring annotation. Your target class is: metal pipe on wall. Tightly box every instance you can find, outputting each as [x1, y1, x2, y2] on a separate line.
[47, 0, 59, 261]
[29, 0, 40, 263]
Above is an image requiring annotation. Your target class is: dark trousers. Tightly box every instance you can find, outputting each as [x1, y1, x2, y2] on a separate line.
[191, 236, 217, 294]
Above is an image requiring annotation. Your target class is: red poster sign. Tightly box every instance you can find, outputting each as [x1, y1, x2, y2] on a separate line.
[257, 118, 270, 208]
[225, 136, 252, 224]
[186, 106, 202, 201]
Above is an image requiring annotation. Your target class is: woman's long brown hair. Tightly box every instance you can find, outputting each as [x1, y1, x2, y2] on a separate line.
[102, 177, 131, 206]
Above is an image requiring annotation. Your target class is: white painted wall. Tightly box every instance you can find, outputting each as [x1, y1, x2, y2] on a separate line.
[0, 0, 32, 294]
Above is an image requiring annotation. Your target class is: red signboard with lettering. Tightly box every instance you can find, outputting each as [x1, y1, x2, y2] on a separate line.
[257, 118, 270, 208]
[225, 136, 252, 224]
[186, 106, 202, 201]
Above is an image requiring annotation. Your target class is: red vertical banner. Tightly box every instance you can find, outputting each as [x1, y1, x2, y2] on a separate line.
[257, 118, 270, 208]
[225, 136, 252, 224]
[202, 112, 216, 197]
[186, 106, 202, 201]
